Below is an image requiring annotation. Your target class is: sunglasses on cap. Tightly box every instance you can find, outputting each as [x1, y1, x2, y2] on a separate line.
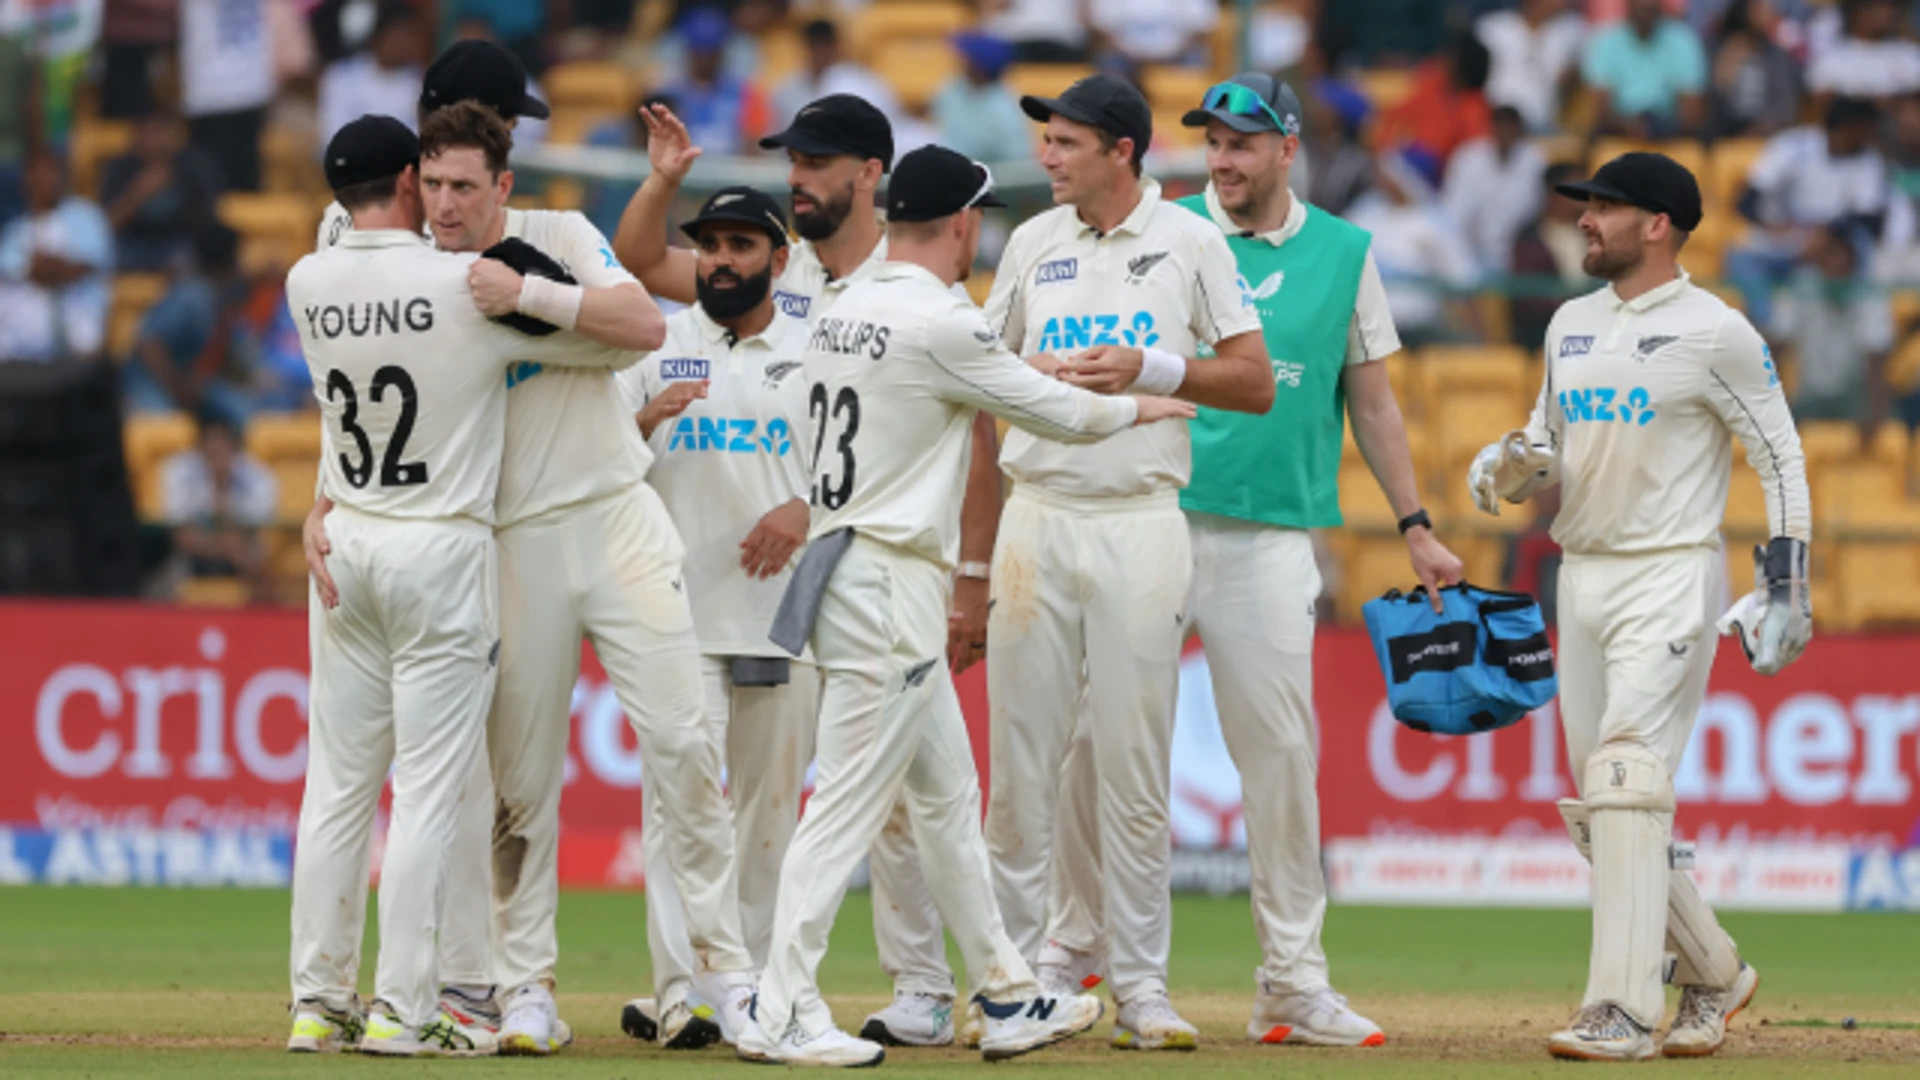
[1202, 82, 1293, 135]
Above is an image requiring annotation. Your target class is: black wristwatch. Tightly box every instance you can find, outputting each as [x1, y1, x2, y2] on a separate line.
[1397, 509, 1433, 535]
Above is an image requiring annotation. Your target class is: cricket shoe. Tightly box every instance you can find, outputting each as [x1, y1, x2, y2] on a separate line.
[1036, 939, 1105, 996]
[1547, 1003, 1657, 1062]
[958, 998, 985, 1049]
[623, 992, 724, 1050]
[693, 969, 759, 1046]
[1663, 963, 1760, 1058]
[619, 996, 658, 1042]
[973, 992, 1104, 1061]
[438, 984, 502, 1034]
[286, 996, 364, 1052]
[739, 1012, 884, 1067]
[859, 990, 955, 1046]
[1111, 992, 1199, 1050]
[498, 983, 573, 1056]
[1248, 984, 1385, 1046]
[359, 1002, 499, 1057]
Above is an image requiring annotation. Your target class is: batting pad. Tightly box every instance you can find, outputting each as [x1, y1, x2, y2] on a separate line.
[1582, 746, 1672, 1029]
[1666, 870, 1741, 989]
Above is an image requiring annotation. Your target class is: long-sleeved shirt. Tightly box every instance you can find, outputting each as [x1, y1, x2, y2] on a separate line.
[803, 261, 1138, 568]
[1526, 273, 1810, 556]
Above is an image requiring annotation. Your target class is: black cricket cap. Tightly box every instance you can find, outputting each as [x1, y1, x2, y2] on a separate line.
[1021, 73, 1152, 154]
[1554, 151, 1703, 232]
[681, 186, 791, 246]
[421, 40, 551, 121]
[1181, 72, 1302, 136]
[887, 145, 1007, 222]
[325, 115, 421, 191]
[483, 237, 577, 337]
[760, 94, 894, 171]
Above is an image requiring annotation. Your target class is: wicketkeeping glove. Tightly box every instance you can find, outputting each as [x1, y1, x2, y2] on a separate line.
[1467, 430, 1557, 516]
[1717, 537, 1811, 675]
[480, 236, 577, 337]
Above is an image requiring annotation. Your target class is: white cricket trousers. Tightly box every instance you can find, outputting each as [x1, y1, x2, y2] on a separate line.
[984, 487, 1191, 1003]
[1558, 548, 1735, 1027]
[756, 536, 1036, 1037]
[645, 656, 819, 1002]
[290, 509, 499, 1029]
[487, 486, 753, 995]
[1044, 516, 1333, 996]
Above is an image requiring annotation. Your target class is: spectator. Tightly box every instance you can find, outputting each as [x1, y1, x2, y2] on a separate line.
[99, 110, 223, 273]
[1247, 0, 1312, 74]
[1807, 0, 1920, 106]
[1773, 223, 1895, 426]
[647, 0, 765, 87]
[454, 0, 547, 76]
[1582, 0, 1707, 136]
[1708, 0, 1803, 138]
[664, 8, 772, 157]
[1890, 92, 1920, 201]
[233, 266, 312, 412]
[978, 0, 1090, 63]
[160, 410, 277, 600]
[1345, 150, 1482, 348]
[933, 32, 1033, 165]
[7, 0, 97, 150]
[1373, 33, 1494, 169]
[99, 0, 177, 120]
[1300, 78, 1373, 217]
[318, 4, 426, 146]
[0, 30, 31, 227]
[179, 0, 276, 191]
[1477, 0, 1588, 133]
[1317, 0, 1448, 69]
[1443, 105, 1546, 276]
[1726, 96, 1888, 328]
[0, 150, 112, 363]
[123, 225, 253, 425]
[1086, 0, 1218, 70]
[1509, 162, 1595, 351]
[771, 18, 902, 132]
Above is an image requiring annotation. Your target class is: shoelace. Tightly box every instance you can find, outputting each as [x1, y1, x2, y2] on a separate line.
[1673, 986, 1722, 1028]
[1129, 995, 1183, 1028]
[1572, 1003, 1643, 1040]
[1304, 988, 1352, 1020]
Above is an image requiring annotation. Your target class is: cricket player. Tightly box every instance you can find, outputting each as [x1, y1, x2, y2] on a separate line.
[972, 72, 1274, 1049]
[1469, 152, 1807, 1060]
[744, 144, 1189, 1068]
[613, 94, 997, 1045]
[307, 39, 552, 1037]
[303, 102, 761, 1056]
[610, 186, 819, 1049]
[1040, 73, 1463, 1049]
[285, 115, 636, 1056]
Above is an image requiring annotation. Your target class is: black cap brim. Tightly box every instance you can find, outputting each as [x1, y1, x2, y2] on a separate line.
[1553, 178, 1634, 205]
[517, 94, 551, 120]
[1180, 107, 1276, 134]
[1020, 94, 1102, 129]
[759, 128, 866, 159]
[974, 192, 1009, 209]
[680, 212, 789, 246]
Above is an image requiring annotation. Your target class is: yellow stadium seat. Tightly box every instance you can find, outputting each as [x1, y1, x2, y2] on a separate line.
[875, 38, 960, 111]
[1383, 349, 1419, 421]
[1433, 389, 1531, 470]
[218, 193, 319, 273]
[1338, 460, 1399, 532]
[1815, 460, 1920, 532]
[1154, 109, 1204, 149]
[965, 270, 994, 307]
[69, 119, 134, 197]
[123, 412, 198, 521]
[543, 61, 639, 113]
[1338, 533, 1427, 618]
[261, 124, 320, 195]
[1837, 542, 1920, 628]
[1707, 138, 1766, 213]
[1354, 69, 1415, 112]
[247, 413, 321, 465]
[1418, 344, 1531, 399]
[760, 25, 806, 86]
[1004, 64, 1097, 106]
[109, 273, 169, 359]
[849, 3, 971, 64]
[1142, 66, 1212, 114]
[178, 577, 251, 608]
[1798, 420, 1860, 469]
[1865, 421, 1909, 466]
[1723, 452, 1771, 539]
[273, 458, 320, 524]
[545, 107, 621, 146]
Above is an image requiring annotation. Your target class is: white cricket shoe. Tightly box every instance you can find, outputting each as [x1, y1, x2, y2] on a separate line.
[359, 1003, 499, 1057]
[740, 1013, 885, 1067]
[1248, 984, 1385, 1047]
[860, 990, 956, 1046]
[974, 992, 1104, 1061]
[286, 996, 363, 1052]
[619, 996, 658, 1042]
[958, 998, 985, 1049]
[1112, 992, 1199, 1050]
[498, 983, 573, 1056]
[1547, 1003, 1657, 1062]
[438, 984, 502, 1034]
[693, 969, 758, 1046]
[1036, 939, 1105, 996]
[1663, 963, 1760, 1058]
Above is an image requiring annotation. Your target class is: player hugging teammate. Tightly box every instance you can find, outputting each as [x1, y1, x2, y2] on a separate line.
[286, 41, 1809, 1067]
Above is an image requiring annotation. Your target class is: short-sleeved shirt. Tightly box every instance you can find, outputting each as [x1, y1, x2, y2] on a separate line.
[617, 306, 811, 657]
[1807, 36, 1920, 99]
[161, 449, 278, 528]
[1744, 126, 1890, 234]
[1581, 19, 1706, 121]
[137, 276, 220, 374]
[985, 179, 1263, 498]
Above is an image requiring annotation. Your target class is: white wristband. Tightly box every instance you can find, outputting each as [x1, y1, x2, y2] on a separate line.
[518, 275, 583, 331]
[1131, 346, 1186, 395]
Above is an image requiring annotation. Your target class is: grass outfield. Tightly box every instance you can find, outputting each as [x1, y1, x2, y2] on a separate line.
[0, 887, 1915, 1077]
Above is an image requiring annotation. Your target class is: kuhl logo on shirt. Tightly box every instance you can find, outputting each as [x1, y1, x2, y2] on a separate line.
[1559, 335, 1595, 358]
[1036, 258, 1078, 285]
[775, 291, 811, 319]
[661, 358, 711, 380]
[665, 415, 794, 455]
[1035, 312, 1160, 352]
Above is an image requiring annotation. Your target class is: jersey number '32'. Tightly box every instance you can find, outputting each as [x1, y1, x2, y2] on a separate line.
[810, 382, 860, 510]
[326, 366, 430, 489]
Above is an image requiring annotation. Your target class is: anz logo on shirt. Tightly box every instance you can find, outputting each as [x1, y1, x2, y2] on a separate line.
[1035, 312, 1160, 352]
[1558, 386, 1657, 427]
[665, 415, 794, 456]
[506, 361, 544, 388]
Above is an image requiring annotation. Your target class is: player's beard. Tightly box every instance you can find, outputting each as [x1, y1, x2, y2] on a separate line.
[793, 182, 855, 241]
[1582, 232, 1643, 281]
[697, 263, 774, 322]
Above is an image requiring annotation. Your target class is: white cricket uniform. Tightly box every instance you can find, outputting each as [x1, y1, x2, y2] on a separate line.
[286, 228, 634, 1029]
[978, 180, 1262, 1003]
[1046, 190, 1402, 999]
[612, 305, 820, 1008]
[754, 261, 1140, 1038]
[1531, 272, 1807, 1026]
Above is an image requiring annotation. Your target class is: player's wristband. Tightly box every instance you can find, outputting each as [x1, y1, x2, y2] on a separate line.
[1397, 509, 1433, 535]
[957, 561, 991, 581]
[518, 275, 583, 331]
[1131, 347, 1187, 395]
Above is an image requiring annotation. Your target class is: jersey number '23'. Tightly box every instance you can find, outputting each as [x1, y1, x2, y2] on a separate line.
[810, 381, 859, 510]
[326, 365, 429, 489]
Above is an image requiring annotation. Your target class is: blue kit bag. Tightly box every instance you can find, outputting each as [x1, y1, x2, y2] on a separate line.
[1361, 583, 1558, 735]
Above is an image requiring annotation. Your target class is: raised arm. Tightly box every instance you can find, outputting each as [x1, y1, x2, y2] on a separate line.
[610, 105, 702, 304]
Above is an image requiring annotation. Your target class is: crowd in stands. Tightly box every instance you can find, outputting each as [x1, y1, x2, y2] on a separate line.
[5, 0, 1920, 611]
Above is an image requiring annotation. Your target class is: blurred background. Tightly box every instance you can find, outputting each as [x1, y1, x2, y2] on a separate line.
[4, 0, 1920, 629]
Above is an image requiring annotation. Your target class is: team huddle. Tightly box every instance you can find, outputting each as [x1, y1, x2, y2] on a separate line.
[284, 38, 1813, 1067]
